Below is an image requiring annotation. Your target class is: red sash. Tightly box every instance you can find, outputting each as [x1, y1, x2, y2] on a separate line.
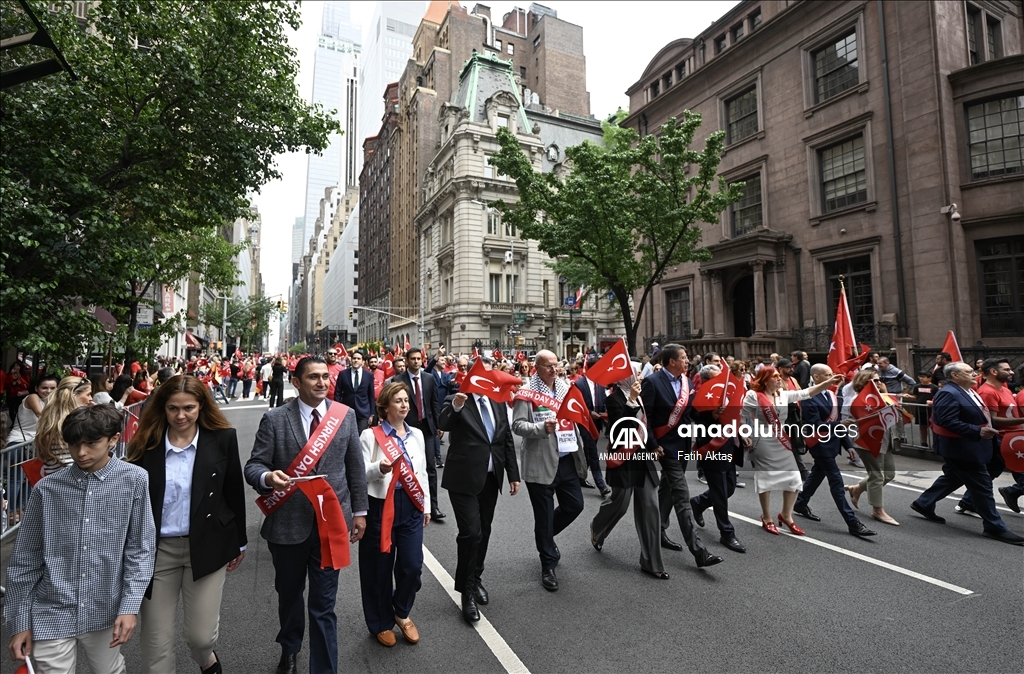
[514, 388, 561, 411]
[756, 392, 793, 452]
[930, 389, 993, 439]
[655, 376, 690, 440]
[256, 403, 352, 569]
[371, 426, 426, 553]
[803, 391, 838, 449]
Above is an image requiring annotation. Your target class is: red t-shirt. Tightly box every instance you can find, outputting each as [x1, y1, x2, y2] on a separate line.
[126, 389, 149, 405]
[977, 381, 1022, 433]
[326, 362, 344, 400]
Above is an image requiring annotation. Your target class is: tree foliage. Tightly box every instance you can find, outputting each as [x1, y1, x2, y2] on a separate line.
[489, 111, 741, 355]
[1, 0, 338, 361]
[200, 294, 279, 356]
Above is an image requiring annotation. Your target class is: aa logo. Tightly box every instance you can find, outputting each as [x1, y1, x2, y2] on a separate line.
[609, 416, 648, 451]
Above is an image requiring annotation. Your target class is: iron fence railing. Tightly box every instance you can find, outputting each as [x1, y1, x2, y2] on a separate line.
[2, 401, 144, 541]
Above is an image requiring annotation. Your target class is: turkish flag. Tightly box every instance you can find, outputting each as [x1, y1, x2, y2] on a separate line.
[492, 348, 504, 361]
[453, 369, 467, 388]
[404, 336, 411, 352]
[851, 380, 899, 457]
[1001, 430, 1024, 473]
[557, 383, 599, 440]
[334, 343, 348, 359]
[827, 285, 859, 374]
[942, 330, 963, 363]
[586, 338, 633, 387]
[837, 343, 872, 379]
[459, 359, 522, 402]
[472, 347, 480, 359]
[693, 365, 745, 412]
[20, 458, 45, 487]
[515, 350, 526, 362]
[234, 348, 243, 360]
[380, 353, 394, 379]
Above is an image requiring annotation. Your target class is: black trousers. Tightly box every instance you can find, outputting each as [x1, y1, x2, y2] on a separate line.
[691, 463, 736, 537]
[411, 419, 439, 512]
[447, 471, 500, 593]
[359, 492, 424, 635]
[658, 453, 705, 555]
[796, 453, 858, 526]
[267, 522, 339, 674]
[268, 380, 285, 407]
[525, 454, 584, 571]
[581, 434, 607, 488]
[914, 459, 1009, 534]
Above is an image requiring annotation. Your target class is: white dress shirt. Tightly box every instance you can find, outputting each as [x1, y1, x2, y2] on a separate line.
[161, 428, 199, 537]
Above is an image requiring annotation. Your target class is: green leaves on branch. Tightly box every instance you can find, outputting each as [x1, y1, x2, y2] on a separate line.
[488, 111, 741, 355]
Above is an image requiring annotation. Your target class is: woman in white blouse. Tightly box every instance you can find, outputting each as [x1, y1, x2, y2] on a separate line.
[359, 382, 431, 648]
[742, 366, 844, 535]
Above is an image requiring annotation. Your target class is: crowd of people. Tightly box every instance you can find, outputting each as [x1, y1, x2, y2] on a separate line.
[2, 340, 1022, 673]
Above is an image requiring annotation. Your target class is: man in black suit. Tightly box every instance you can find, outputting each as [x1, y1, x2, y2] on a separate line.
[395, 347, 445, 520]
[575, 365, 611, 498]
[334, 350, 376, 433]
[438, 383, 520, 623]
[641, 344, 722, 569]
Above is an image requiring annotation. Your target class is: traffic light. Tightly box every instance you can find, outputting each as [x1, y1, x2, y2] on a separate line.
[348, 310, 353, 320]
[281, 301, 288, 314]
[275, 300, 282, 311]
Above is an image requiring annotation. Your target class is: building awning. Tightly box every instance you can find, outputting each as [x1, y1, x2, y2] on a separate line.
[185, 331, 202, 350]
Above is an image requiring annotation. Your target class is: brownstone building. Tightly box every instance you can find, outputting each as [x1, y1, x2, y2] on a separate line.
[625, 0, 1023, 368]
[359, 0, 594, 346]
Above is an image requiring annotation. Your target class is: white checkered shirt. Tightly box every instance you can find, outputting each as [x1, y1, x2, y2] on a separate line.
[3, 458, 156, 639]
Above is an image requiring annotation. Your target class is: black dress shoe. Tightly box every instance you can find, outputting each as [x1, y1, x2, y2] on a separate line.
[431, 510, 446, 520]
[641, 568, 670, 579]
[461, 592, 480, 623]
[982, 529, 1024, 546]
[590, 523, 602, 552]
[998, 486, 1021, 513]
[794, 504, 821, 522]
[692, 508, 705, 528]
[660, 534, 683, 551]
[436, 461, 444, 468]
[581, 480, 595, 489]
[201, 651, 222, 674]
[911, 501, 945, 523]
[474, 582, 489, 605]
[849, 521, 877, 537]
[276, 652, 297, 674]
[541, 569, 559, 591]
[694, 548, 724, 568]
[720, 536, 746, 553]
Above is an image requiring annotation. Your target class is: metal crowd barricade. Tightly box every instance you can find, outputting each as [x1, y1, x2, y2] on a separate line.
[892, 400, 936, 455]
[1, 400, 146, 541]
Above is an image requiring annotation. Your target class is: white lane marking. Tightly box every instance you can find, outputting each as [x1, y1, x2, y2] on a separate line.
[729, 512, 974, 596]
[840, 472, 1017, 515]
[421, 545, 531, 674]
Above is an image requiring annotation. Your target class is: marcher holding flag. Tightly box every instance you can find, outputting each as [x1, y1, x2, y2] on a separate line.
[358, 383, 430, 647]
[843, 372, 900, 524]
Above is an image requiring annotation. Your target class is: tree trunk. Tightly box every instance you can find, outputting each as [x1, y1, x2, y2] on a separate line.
[124, 299, 139, 368]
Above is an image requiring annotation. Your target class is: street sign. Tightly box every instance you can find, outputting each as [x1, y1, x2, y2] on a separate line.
[564, 296, 576, 307]
[607, 290, 615, 302]
[506, 328, 522, 335]
[515, 313, 527, 322]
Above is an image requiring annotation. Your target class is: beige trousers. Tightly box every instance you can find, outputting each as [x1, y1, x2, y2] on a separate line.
[32, 627, 126, 674]
[856, 447, 897, 508]
[140, 537, 227, 674]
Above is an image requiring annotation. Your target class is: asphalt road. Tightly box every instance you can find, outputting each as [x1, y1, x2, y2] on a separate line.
[3, 392, 1022, 674]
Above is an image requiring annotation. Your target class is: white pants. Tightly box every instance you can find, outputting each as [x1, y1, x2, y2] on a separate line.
[32, 627, 126, 674]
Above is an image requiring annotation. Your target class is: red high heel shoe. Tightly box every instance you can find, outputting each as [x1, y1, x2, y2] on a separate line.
[760, 516, 780, 535]
[778, 514, 806, 535]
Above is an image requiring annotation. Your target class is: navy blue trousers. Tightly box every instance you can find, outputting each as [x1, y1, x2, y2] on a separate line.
[359, 491, 424, 634]
[961, 471, 1024, 508]
[581, 435, 607, 489]
[914, 459, 1009, 534]
[796, 453, 859, 526]
[691, 464, 736, 537]
[525, 454, 584, 571]
[267, 521, 340, 674]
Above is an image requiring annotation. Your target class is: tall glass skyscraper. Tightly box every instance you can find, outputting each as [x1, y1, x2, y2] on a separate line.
[303, 1, 360, 248]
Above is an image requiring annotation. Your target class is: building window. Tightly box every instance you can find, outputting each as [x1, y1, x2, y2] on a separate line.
[675, 62, 686, 81]
[731, 173, 763, 236]
[650, 80, 660, 98]
[986, 17, 1000, 61]
[520, 66, 526, 78]
[976, 236, 1024, 336]
[442, 269, 453, 305]
[505, 274, 519, 303]
[967, 6, 982, 65]
[507, 42, 514, 55]
[441, 215, 453, 245]
[732, 23, 744, 43]
[714, 35, 727, 54]
[726, 87, 758, 143]
[663, 72, 672, 91]
[826, 256, 874, 335]
[484, 158, 494, 179]
[495, 39, 502, 50]
[967, 95, 1023, 180]
[813, 30, 858, 103]
[533, 36, 540, 50]
[750, 8, 762, 31]
[666, 288, 691, 337]
[487, 209, 502, 235]
[543, 279, 550, 307]
[497, 115, 509, 129]
[489, 274, 502, 303]
[820, 135, 867, 212]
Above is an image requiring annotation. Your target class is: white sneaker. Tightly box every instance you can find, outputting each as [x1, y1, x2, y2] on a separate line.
[735, 480, 747, 489]
[848, 456, 865, 469]
[954, 504, 982, 519]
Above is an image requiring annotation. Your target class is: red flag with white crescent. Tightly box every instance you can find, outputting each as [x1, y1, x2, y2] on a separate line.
[942, 330, 963, 363]
[851, 380, 898, 457]
[459, 359, 522, 402]
[827, 285, 858, 374]
[585, 338, 632, 387]
[334, 343, 348, 359]
[557, 383, 599, 440]
[1001, 430, 1024, 473]
[492, 348, 504, 361]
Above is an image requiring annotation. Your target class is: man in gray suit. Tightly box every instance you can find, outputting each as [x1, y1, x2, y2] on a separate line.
[245, 356, 368, 674]
[512, 349, 586, 592]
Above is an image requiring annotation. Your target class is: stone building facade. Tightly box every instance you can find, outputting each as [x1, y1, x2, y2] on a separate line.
[624, 0, 1023, 365]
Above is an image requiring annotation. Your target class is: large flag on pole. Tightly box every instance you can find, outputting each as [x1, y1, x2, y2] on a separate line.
[942, 330, 963, 363]
[585, 338, 633, 387]
[557, 383, 599, 440]
[827, 282, 858, 374]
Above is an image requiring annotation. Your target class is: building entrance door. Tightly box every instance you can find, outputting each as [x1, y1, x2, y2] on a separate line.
[733, 275, 755, 337]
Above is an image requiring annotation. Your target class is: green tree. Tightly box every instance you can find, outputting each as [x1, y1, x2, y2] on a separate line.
[1, 0, 338, 363]
[288, 342, 306, 356]
[489, 111, 741, 355]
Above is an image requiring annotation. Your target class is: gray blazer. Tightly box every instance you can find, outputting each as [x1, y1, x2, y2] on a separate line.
[511, 399, 585, 485]
[244, 399, 368, 545]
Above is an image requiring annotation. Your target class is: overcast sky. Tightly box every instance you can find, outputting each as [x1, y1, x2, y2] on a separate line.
[255, 0, 739, 346]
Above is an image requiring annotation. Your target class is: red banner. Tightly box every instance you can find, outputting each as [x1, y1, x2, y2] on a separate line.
[654, 376, 691, 440]
[756, 391, 793, 452]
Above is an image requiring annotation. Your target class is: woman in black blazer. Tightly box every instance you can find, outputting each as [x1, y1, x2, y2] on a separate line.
[127, 375, 247, 674]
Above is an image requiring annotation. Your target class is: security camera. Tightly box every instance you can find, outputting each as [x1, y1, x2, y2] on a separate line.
[941, 203, 960, 221]
[950, 209, 961, 222]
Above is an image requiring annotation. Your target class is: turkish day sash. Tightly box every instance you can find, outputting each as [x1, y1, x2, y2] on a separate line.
[655, 376, 691, 440]
[756, 392, 794, 452]
[514, 388, 577, 453]
[256, 402, 352, 569]
[371, 426, 426, 553]
[803, 391, 838, 449]
[930, 388, 993, 439]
